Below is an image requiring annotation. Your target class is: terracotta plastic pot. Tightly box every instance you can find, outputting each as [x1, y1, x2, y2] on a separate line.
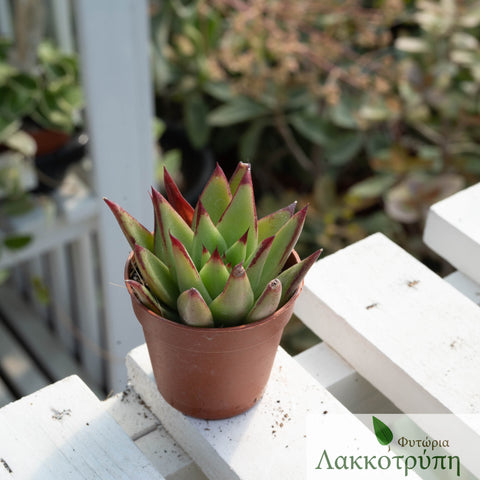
[125, 251, 302, 419]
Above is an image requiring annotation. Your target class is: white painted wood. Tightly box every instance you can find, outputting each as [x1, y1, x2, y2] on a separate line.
[444, 271, 480, 306]
[0, 196, 97, 270]
[0, 284, 103, 398]
[424, 182, 480, 284]
[50, 0, 74, 53]
[75, 0, 156, 392]
[0, 319, 49, 396]
[45, 246, 76, 353]
[126, 344, 418, 480]
[295, 233, 480, 421]
[70, 234, 104, 385]
[24, 256, 49, 323]
[0, 375, 165, 479]
[0, 377, 14, 408]
[104, 388, 207, 480]
[295, 341, 354, 389]
[0, 0, 13, 38]
[295, 343, 400, 414]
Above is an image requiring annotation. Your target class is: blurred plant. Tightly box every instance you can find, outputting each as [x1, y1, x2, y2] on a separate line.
[0, 35, 84, 274]
[151, 0, 480, 270]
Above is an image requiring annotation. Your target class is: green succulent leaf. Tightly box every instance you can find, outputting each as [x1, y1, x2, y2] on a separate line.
[209, 264, 254, 327]
[196, 163, 232, 224]
[126, 279, 170, 318]
[277, 249, 322, 305]
[257, 206, 307, 293]
[170, 233, 212, 303]
[245, 236, 274, 296]
[246, 278, 282, 323]
[133, 245, 178, 309]
[151, 187, 194, 268]
[163, 167, 194, 226]
[217, 166, 257, 257]
[177, 288, 214, 327]
[104, 198, 154, 251]
[192, 201, 227, 267]
[258, 202, 297, 243]
[228, 161, 250, 196]
[199, 248, 230, 299]
[224, 229, 248, 267]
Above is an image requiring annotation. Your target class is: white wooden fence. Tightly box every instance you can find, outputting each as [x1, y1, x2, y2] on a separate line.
[0, 0, 156, 397]
[0, 182, 479, 479]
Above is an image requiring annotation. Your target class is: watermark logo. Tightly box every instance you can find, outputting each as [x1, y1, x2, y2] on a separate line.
[306, 414, 480, 479]
[372, 416, 393, 447]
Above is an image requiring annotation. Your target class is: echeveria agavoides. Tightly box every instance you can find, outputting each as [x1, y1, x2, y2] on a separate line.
[105, 162, 321, 327]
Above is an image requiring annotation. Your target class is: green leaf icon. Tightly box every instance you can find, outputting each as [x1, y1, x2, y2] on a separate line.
[372, 416, 393, 446]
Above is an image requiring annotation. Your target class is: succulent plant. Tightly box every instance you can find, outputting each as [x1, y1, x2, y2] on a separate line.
[105, 162, 321, 328]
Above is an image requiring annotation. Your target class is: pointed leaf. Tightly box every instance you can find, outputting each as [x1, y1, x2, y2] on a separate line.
[170, 233, 212, 303]
[125, 279, 178, 321]
[217, 167, 257, 256]
[209, 264, 254, 327]
[257, 206, 307, 292]
[246, 278, 282, 323]
[277, 249, 322, 305]
[192, 201, 227, 267]
[163, 167, 194, 226]
[224, 229, 248, 267]
[196, 163, 232, 224]
[104, 198, 153, 251]
[133, 245, 178, 308]
[258, 202, 297, 243]
[199, 249, 230, 299]
[151, 187, 194, 267]
[245, 235, 274, 296]
[177, 288, 214, 327]
[228, 161, 250, 196]
[372, 416, 393, 446]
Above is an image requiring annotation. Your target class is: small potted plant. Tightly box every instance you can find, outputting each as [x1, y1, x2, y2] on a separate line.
[105, 162, 321, 419]
[0, 38, 86, 193]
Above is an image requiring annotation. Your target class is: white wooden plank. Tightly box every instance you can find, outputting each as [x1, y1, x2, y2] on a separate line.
[295, 343, 400, 414]
[104, 388, 207, 480]
[0, 320, 49, 397]
[0, 0, 13, 38]
[0, 376, 14, 408]
[0, 284, 103, 398]
[50, 0, 74, 53]
[0, 199, 97, 270]
[0, 375, 165, 479]
[45, 247, 76, 353]
[126, 344, 419, 480]
[74, 0, 155, 392]
[424, 182, 480, 284]
[70, 234, 104, 385]
[294, 233, 480, 421]
[444, 271, 480, 306]
[24, 256, 49, 323]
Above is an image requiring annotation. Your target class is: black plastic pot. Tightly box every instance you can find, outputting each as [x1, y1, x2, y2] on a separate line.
[31, 131, 88, 193]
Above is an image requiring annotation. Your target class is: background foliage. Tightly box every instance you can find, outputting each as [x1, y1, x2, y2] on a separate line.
[151, 0, 480, 277]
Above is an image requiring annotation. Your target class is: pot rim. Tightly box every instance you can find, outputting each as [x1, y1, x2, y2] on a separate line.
[124, 250, 302, 333]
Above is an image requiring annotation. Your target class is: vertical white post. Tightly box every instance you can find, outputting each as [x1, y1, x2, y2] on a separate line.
[0, 0, 13, 39]
[74, 0, 155, 391]
[50, 0, 74, 53]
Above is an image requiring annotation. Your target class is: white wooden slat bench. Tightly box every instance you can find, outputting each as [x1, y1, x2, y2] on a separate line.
[0, 184, 478, 479]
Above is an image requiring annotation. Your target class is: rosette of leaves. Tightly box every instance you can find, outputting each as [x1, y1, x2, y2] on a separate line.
[105, 162, 321, 327]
